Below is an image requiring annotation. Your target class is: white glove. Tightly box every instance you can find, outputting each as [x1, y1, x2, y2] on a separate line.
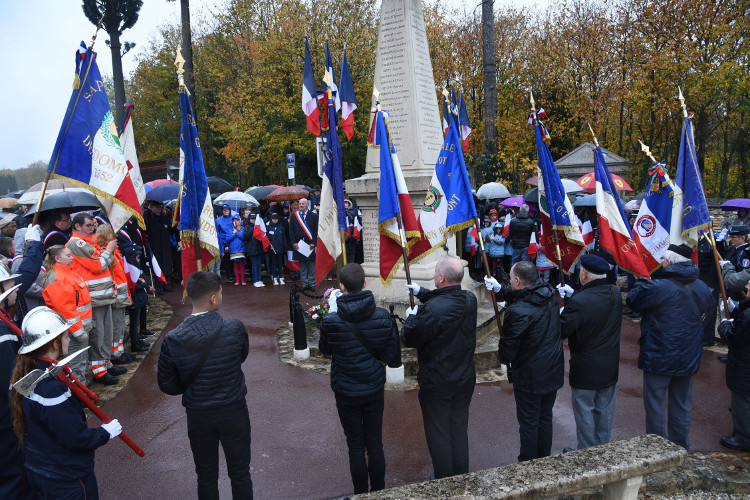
[101, 419, 122, 440]
[556, 284, 574, 298]
[720, 260, 731, 268]
[177, 241, 182, 252]
[728, 298, 739, 312]
[405, 305, 418, 317]
[25, 224, 42, 242]
[484, 275, 502, 293]
[721, 318, 734, 326]
[405, 283, 420, 296]
[327, 289, 342, 313]
[717, 228, 729, 242]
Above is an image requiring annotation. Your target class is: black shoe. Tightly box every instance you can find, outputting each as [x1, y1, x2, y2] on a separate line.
[131, 342, 150, 353]
[720, 435, 750, 452]
[95, 373, 119, 385]
[108, 365, 127, 376]
[140, 329, 156, 337]
[138, 333, 151, 340]
[719, 353, 728, 363]
[111, 355, 132, 365]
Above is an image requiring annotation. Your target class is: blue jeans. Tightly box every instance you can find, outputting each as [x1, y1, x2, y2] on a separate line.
[643, 371, 693, 450]
[250, 255, 262, 283]
[511, 247, 531, 265]
[571, 383, 617, 449]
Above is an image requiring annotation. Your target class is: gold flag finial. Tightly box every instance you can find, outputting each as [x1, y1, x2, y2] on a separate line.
[323, 70, 333, 88]
[442, 87, 450, 99]
[529, 90, 536, 113]
[639, 140, 658, 164]
[372, 86, 380, 101]
[588, 123, 599, 147]
[175, 49, 186, 87]
[678, 86, 688, 118]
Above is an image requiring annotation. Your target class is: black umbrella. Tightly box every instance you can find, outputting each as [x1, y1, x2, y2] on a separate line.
[146, 183, 180, 203]
[523, 188, 538, 203]
[23, 191, 101, 218]
[206, 176, 234, 193]
[632, 191, 647, 202]
[245, 186, 276, 201]
[2, 189, 25, 199]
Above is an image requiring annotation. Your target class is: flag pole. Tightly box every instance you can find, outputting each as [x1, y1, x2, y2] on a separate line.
[375, 91, 414, 308]
[530, 92, 567, 287]
[678, 88, 730, 319]
[323, 70, 347, 267]
[34, 16, 106, 226]
[475, 216, 504, 335]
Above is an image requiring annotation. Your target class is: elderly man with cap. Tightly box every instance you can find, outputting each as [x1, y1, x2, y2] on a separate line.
[0, 214, 18, 239]
[557, 254, 622, 450]
[626, 243, 714, 450]
[144, 201, 174, 293]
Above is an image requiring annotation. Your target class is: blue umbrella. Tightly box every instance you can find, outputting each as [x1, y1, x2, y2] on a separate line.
[146, 183, 180, 203]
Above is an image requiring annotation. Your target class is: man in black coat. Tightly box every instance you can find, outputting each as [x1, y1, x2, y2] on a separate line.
[319, 263, 400, 494]
[718, 280, 750, 452]
[558, 254, 621, 450]
[402, 256, 477, 479]
[143, 201, 174, 293]
[289, 198, 318, 290]
[158, 272, 252, 499]
[486, 260, 564, 462]
[509, 204, 535, 265]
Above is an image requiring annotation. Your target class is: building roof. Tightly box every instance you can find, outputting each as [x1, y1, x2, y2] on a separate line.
[555, 142, 631, 178]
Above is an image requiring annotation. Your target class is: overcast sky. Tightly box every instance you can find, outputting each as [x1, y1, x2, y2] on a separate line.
[0, 0, 545, 171]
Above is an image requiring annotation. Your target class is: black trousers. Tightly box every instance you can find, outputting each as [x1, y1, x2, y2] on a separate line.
[513, 388, 557, 462]
[0, 427, 27, 500]
[186, 402, 253, 500]
[334, 390, 386, 494]
[27, 470, 98, 500]
[418, 385, 474, 479]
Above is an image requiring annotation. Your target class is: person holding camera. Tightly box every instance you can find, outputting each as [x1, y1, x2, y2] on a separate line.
[402, 256, 477, 479]
[319, 263, 399, 494]
[485, 261, 564, 462]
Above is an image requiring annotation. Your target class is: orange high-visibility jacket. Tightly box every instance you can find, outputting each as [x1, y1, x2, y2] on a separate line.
[67, 231, 115, 307]
[42, 264, 93, 337]
[111, 248, 132, 308]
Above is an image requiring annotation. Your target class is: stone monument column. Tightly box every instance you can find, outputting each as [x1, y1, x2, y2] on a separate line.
[345, 0, 481, 306]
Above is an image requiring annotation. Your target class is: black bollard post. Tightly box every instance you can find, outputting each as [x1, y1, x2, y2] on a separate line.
[292, 286, 308, 354]
[289, 282, 297, 325]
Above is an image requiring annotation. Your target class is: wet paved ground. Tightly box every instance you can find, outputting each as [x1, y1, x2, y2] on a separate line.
[93, 281, 735, 499]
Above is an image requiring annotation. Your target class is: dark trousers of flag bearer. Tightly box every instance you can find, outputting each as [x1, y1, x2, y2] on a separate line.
[111, 307, 126, 360]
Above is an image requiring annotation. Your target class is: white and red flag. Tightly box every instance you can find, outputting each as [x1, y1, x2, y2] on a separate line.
[467, 226, 479, 258]
[339, 50, 357, 141]
[302, 38, 320, 136]
[528, 231, 538, 260]
[253, 215, 271, 251]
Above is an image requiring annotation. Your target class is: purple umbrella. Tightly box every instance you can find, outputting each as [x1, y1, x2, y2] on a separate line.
[721, 199, 750, 211]
[500, 196, 525, 208]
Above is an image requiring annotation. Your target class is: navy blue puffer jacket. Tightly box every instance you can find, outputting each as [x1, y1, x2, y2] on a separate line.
[719, 300, 750, 394]
[319, 290, 399, 397]
[158, 311, 249, 410]
[627, 261, 714, 377]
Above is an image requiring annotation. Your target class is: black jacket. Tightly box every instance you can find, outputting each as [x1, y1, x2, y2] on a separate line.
[158, 311, 249, 411]
[498, 281, 564, 395]
[319, 290, 400, 397]
[402, 285, 477, 392]
[266, 220, 287, 255]
[144, 208, 174, 276]
[509, 213, 535, 249]
[0, 322, 20, 431]
[719, 300, 750, 394]
[289, 210, 318, 262]
[560, 279, 621, 390]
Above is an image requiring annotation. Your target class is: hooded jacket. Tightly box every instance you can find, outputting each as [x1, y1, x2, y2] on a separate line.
[319, 290, 399, 397]
[158, 310, 249, 410]
[509, 213, 535, 249]
[719, 300, 750, 394]
[67, 231, 116, 307]
[498, 280, 564, 395]
[402, 285, 477, 392]
[627, 261, 714, 377]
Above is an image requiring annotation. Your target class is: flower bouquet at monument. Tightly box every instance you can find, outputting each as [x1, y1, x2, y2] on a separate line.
[305, 287, 337, 327]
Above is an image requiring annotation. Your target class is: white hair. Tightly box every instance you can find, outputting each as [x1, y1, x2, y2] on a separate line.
[520, 204, 529, 214]
[662, 249, 690, 264]
[584, 269, 607, 281]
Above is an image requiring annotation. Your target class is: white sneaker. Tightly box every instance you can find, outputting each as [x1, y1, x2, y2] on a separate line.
[273, 278, 279, 285]
[253, 282, 261, 287]
[258, 281, 265, 287]
[279, 278, 285, 285]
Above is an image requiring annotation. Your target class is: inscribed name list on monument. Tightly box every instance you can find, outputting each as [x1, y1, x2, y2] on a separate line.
[362, 209, 380, 264]
[365, 0, 443, 173]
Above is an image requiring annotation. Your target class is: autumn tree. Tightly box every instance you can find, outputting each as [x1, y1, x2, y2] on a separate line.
[82, 0, 143, 127]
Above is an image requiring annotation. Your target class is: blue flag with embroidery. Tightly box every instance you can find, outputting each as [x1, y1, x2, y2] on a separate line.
[674, 115, 711, 240]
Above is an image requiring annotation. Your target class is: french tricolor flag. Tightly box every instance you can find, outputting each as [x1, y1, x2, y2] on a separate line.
[467, 226, 479, 258]
[339, 50, 357, 141]
[302, 38, 320, 136]
[502, 213, 512, 238]
[253, 215, 271, 251]
[458, 92, 471, 154]
[528, 231, 538, 259]
[594, 145, 650, 278]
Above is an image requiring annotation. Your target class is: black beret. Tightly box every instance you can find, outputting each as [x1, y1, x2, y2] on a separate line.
[729, 225, 750, 236]
[580, 254, 611, 274]
[667, 243, 693, 259]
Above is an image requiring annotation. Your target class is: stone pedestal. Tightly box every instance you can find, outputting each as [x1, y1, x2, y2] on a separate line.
[346, 0, 482, 313]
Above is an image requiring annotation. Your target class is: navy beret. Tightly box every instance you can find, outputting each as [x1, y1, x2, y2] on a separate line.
[580, 254, 611, 274]
[729, 225, 750, 236]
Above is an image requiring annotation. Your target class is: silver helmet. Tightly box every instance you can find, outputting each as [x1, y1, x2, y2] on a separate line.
[19, 306, 72, 355]
[0, 262, 21, 304]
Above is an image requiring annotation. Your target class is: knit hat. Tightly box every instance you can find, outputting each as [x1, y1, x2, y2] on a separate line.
[667, 243, 693, 259]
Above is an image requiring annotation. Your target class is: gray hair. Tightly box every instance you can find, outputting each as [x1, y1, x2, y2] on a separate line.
[662, 249, 690, 264]
[583, 269, 607, 281]
[520, 204, 529, 214]
[436, 256, 464, 284]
